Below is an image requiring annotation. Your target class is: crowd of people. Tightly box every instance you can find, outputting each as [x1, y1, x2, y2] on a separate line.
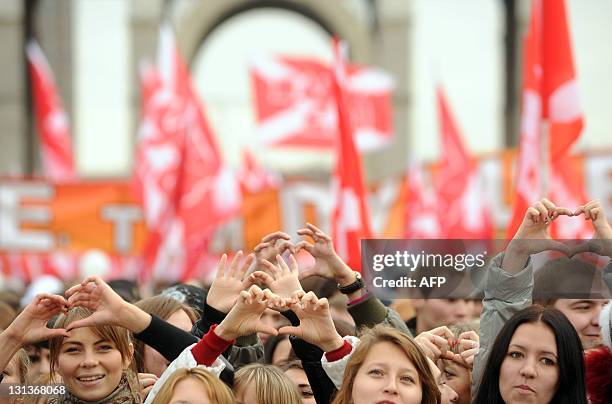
[0, 198, 611, 403]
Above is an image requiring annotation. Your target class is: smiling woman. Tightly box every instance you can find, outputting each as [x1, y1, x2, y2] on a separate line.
[48, 307, 140, 403]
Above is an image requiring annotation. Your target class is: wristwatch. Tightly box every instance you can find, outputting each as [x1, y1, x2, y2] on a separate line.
[337, 271, 365, 294]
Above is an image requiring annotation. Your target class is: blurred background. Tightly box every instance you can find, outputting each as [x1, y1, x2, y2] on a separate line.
[0, 0, 611, 286]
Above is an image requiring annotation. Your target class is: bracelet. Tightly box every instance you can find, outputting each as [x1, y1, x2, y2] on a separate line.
[337, 271, 365, 294]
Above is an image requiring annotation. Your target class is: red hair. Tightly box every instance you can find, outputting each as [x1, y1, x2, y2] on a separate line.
[585, 347, 612, 404]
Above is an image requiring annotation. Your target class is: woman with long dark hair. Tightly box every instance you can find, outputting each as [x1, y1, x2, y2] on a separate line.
[474, 305, 586, 404]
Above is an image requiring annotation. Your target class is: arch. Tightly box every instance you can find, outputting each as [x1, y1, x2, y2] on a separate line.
[174, 0, 371, 66]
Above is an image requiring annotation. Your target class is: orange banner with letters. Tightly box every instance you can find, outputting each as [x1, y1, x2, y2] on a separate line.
[1, 150, 611, 281]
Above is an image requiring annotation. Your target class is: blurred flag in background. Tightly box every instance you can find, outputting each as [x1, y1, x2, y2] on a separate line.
[27, 40, 76, 182]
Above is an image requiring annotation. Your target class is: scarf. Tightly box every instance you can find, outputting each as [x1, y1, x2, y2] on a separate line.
[48, 372, 141, 404]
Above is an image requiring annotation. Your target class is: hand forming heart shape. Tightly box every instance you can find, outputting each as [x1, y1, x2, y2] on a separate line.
[509, 198, 612, 259]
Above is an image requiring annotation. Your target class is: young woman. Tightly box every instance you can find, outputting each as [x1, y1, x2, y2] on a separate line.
[275, 289, 441, 404]
[474, 305, 586, 404]
[48, 306, 140, 403]
[329, 325, 441, 404]
[473, 199, 590, 403]
[133, 295, 197, 376]
[150, 367, 234, 404]
[62, 268, 289, 404]
[278, 360, 316, 404]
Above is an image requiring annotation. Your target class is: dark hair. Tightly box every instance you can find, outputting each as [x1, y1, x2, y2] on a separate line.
[107, 279, 141, 303]
[264, 334, 294, 364]
[474, 305, 587, 404]
[278, 359, 304, 373]
[533, 258, 611, 304]
[161, 284, 208, 317]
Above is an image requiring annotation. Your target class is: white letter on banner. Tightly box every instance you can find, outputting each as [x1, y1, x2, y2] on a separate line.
[0, 182, 54, 251]
[101, 205, 142, 254]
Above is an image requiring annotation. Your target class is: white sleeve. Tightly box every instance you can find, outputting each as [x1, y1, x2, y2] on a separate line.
[321, 336, 360, 390]
[144, 343, 226, 404]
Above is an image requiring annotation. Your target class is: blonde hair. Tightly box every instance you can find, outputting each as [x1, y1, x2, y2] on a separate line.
[234, 364, 301, 404]
[6, 348, 30, 383]
[151, 367, 234, 404]
[49, 307, 135, 382]
[23, 371, 57, 404]
[332, 325, 441, 404]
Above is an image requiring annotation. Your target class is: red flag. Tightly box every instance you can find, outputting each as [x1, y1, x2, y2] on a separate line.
[133, 60, 184, 281]
[161, 24, 240, 280]
[506, 2, 543, 239]
[237, 150, 281, 193]
[134, 24, 240, 281]
[330, 39, 372, 272]
[250, 54, 393, 151]
[435, 87, 493, 239]
[540, 0, 583, 161]
[138, 60, 160, 117]
[506, 0, 590, 239]
[404, 163, 441, 239]
[542, 0, 591, 238]
[26, 40, 76, 181]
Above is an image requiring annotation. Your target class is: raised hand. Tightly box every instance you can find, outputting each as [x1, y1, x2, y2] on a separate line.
[65, 276, 151, 333]
[214, 285, 279, 341]
[5, 294, 69, 346]
[504, 198, 573, 273]
[206, 251, 256, 314]
[571, 199, 612, 258]
[414, 326, 455, 362]
[278, 291, 344, 352]
[253, 231, 294, 269]
[514, 198, 573, 248]
[295, 223, 355, 286]
[452, 331, 479, 369]
[249, 254, 303, 299]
